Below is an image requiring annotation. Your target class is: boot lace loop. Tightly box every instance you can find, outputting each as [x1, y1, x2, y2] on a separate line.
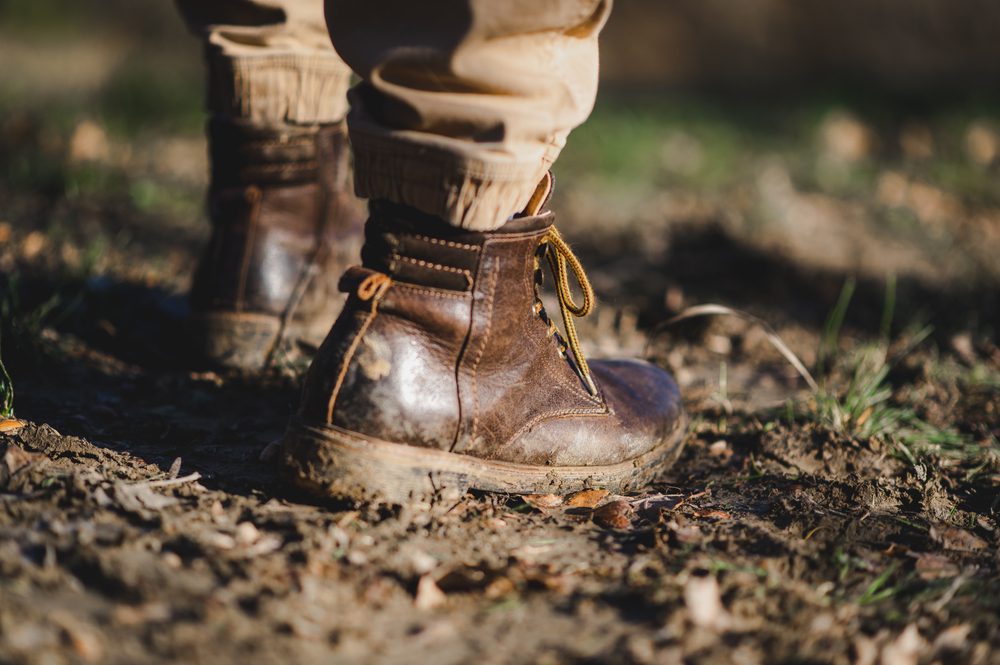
[540, 226, 598, 395]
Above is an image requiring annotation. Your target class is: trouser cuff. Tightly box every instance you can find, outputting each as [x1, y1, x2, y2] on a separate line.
[206, 51, 351, 126]
[349, 125, 549, 231]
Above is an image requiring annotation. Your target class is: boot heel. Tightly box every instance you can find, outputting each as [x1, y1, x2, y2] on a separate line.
[192, 312, 282, 370]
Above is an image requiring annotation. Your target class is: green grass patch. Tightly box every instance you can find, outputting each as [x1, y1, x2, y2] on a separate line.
[812, 278, 983, 470]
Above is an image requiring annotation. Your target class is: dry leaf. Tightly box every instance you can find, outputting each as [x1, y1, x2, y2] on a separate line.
[593, 500, 632, 529]
[630, 493, 683, 515]
[566, 488, 609, 508]
[414, 575, 446, 610]
[693, 509, 732, 520]
[913, 552, 959, 580]
[0, 419, 26, 433]
[524, 493, 564, 509]
[930, 524, 988, 552]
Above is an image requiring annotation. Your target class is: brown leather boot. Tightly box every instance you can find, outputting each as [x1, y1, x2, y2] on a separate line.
[189, 117, 364, 369]
[281, 186, 686, 503]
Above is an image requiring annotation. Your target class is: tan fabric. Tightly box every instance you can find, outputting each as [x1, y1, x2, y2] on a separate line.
[176, 0, 352, 124]
[179, 0, 610, 230]
[328, 0, 611, 230]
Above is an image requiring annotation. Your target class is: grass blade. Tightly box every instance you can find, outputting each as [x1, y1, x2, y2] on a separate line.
[0, 328, 13, 419]
[664, 304, 819, 392]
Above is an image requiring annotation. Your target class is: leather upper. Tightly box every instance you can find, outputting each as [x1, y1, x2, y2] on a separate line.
[190, 118, 364, 325]
[299, 203, 683, 467]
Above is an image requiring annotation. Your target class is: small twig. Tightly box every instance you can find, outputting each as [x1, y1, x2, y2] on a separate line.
[138, 471, 202, 488]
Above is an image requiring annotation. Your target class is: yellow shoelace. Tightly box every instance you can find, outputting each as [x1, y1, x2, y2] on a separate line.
[541, 226, 597, 395]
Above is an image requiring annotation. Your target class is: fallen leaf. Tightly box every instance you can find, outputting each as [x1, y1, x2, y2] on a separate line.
[524, 493, 563, 509]
[693, 509, 731, 520]
[0, 419, 25, 433]
[593, 500, 632, 529]
[913, 552, 959, 580]
[930, 524, 988, 552]
[414, 575, 446, 610]
[629, 493, 683, 515]
[566, 488, 609, 508]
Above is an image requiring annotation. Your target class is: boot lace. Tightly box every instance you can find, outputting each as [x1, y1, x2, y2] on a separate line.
[534, 226, 598, 395]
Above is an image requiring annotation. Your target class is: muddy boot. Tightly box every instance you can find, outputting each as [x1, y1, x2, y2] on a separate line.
[189, 118, 364, 370]
[282, 184, 686, 503]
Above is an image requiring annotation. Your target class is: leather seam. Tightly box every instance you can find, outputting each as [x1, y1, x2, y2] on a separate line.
[392, 254, 474, 289]
[408, 235, 482, 252]
[235, 187, 261, 312]
[391, 283, 472, 300]
[468, 256, 499, 448]
[507, 404, 610, 446]
[393, 254, 473, 277]
[326, 298, 382, 424]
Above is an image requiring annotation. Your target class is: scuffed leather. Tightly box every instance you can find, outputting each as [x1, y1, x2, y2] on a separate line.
[299, 204, 683, 467]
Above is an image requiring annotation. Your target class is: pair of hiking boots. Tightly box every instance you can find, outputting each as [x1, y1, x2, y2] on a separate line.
[190, 119, 686, 504]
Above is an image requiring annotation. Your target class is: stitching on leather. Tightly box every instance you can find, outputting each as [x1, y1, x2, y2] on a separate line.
[393, 254, 473, 277]
[326, 273, 393, 425]
[392, 283, 472, 300]
[508, 404, 610, 445]
[408, 234, 482, 252]
[326, 295, 385, 424]
[468, 256, 499, 446]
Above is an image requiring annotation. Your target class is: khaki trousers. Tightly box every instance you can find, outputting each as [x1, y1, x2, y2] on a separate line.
[178, 0, 610, 230]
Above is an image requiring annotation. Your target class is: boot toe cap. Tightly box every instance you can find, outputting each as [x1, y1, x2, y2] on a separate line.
[504, 358, 685, 467]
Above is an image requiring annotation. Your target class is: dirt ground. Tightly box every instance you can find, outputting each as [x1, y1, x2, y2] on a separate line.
[2, 3, 1000, 664]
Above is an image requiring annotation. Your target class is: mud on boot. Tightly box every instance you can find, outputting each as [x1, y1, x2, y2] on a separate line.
[282, 185, 686, 504]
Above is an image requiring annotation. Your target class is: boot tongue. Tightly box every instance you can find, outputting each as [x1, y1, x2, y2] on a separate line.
[519, 171, 554, 217]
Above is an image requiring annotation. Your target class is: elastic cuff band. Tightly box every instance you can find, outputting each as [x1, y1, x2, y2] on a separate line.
[207, 52, 352, 125]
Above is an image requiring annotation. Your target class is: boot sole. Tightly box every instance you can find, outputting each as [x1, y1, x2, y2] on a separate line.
[191, 312, 283, 370]
[281, 416, 688, 505]
[191, 311, 334, 371]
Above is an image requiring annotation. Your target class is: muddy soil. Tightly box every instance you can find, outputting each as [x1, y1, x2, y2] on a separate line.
[2, 207, 998, 664]
[2, 4, 999, 659]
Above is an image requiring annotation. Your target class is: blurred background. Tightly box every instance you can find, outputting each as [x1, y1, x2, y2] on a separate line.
[1, 0, 998, 386]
